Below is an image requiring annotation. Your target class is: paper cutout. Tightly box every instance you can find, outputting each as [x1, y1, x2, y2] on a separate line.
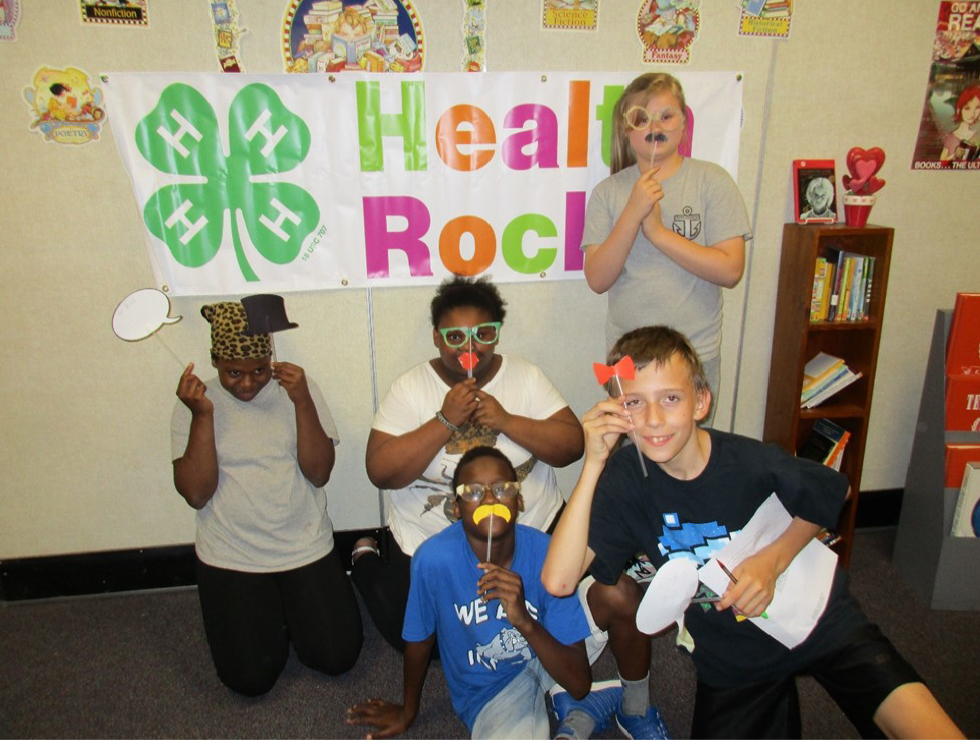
[592, 355, 648, 476]
[23, 66, 106, 145]
[112, 288, 181, 341]
[697, 494, 837, 649]
[593, 355, 635, 384]
[459, 351, 478, 373]
[473, 502, 510, 524]
[636, 557, 698, 635]
[240, 293, 298, 334]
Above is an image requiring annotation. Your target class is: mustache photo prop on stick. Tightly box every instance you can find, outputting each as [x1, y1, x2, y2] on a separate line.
[594, 355, 649, 477]
[474, 503, 511, 562]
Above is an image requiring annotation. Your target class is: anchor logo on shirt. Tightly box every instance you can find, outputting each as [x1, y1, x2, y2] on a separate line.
[672, 207, 701, 240]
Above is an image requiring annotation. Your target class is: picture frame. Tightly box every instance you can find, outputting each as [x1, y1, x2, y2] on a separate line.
[793, 159, 838, 224]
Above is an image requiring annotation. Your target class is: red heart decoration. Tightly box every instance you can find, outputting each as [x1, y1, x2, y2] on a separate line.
[844, 147, 886, 194]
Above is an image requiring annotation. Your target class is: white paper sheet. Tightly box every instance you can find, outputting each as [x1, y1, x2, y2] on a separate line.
[697, 493, 837, 649]
[635, 558, 699, 635]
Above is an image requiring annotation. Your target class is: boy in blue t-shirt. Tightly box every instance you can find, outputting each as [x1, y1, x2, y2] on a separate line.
[347, 446, 619, 739]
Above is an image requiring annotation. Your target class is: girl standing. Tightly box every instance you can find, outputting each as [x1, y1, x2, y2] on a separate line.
[581, 73, 751, 423]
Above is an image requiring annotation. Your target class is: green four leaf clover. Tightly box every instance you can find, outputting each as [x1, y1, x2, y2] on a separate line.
[135, 83, 320, 282]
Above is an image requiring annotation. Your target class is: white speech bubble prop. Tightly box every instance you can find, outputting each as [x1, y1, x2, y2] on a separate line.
[635, 558, 700, 635]
[112, 289, 182, 341]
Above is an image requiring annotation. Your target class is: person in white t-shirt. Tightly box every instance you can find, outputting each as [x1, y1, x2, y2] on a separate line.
[351, 276, 584, 652]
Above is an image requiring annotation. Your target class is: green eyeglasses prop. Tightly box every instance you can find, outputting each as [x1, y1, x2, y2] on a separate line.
[624, 105, 684, 133]
[455, 481, 520, 503]
[439, 322, 501, 348]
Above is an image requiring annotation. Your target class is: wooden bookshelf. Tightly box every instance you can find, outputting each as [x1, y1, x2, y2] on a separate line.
[763, 223, 893, 568]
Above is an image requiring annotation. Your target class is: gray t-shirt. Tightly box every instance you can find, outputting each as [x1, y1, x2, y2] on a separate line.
[582, 158, 751, 358]
[171, 377, 339, 572]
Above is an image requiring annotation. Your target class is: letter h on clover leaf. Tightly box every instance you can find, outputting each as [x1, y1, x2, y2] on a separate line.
[135, 83, 320, 281]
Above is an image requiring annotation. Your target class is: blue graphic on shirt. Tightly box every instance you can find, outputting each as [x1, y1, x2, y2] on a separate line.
[657, 511, 732, 565]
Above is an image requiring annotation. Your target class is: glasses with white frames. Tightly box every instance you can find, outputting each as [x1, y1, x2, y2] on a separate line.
[454, 481, 521, 503]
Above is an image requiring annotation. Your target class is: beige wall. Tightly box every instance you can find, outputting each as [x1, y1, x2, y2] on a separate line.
[1, 1, 977, 559]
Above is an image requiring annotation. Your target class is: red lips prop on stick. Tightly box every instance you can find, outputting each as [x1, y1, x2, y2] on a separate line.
[459, 352, 478, 374]
[593, 356, 649, 477]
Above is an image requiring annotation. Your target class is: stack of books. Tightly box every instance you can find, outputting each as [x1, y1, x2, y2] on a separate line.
[800, 351, 862, 408]
[810, 249, 876, 323]
[798, 418, 851, 472]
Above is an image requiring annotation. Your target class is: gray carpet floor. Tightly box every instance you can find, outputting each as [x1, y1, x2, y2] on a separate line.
[1, 528, 978, 739]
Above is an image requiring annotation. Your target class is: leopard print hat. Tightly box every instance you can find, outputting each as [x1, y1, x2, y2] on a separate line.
[201, 302, 271, 360]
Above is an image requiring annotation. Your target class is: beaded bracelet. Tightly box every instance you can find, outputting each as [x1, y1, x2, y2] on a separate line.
[434, 410, 459, 433]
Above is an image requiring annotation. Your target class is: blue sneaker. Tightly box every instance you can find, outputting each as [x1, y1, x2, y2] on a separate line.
[550, 679, 623, 737]
[615, 703, 671, 740]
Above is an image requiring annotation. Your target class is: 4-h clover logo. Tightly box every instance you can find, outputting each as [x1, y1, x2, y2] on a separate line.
[135, 83, 320, 281]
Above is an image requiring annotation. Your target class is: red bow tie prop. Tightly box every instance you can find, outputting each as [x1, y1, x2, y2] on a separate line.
[591, 354, 648, 477]
[593, 356, 635, 385]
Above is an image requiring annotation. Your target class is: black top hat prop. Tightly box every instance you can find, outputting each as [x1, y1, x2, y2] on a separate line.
[241, 294, 299, 334]
[240, 294, 297, 363]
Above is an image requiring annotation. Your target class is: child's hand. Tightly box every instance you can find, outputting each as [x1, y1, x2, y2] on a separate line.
[477, 563, 532, 631]
[176, 363, 213, 417]
[641, 200, 666, 245]
[470, 390, 510, 433]
[715, 552, 777, 619]
[626, 167, 665, 223]
[441, 377, 478, 428]
[581, 398, 633, 463]
[346, 699, 413, 739]
[272, 362, 311, 405]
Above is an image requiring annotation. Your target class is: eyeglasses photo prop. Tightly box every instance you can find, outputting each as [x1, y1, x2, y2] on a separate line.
[441, 322, 501, 379]
[458, 480, 520, 562]
[593, 355, 649, 477]
[455, 480, 520, 503]
[624, 105, 682, 168]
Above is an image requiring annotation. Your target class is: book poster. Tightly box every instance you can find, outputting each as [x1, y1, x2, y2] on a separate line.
[80, 0, 148, 26]
[542, 0, 598, 31]
[636, 0, 700, 65]
[737, 0, 792, 39]
[0, 0, 20, 41]
[462, 0, 486, 72]
[282, 0, 425, 74]
[911, 1, 980, 171]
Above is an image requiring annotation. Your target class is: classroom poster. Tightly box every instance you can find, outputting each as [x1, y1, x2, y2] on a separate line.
[104, 71, 743, 296]
[911, 1, 980, 170]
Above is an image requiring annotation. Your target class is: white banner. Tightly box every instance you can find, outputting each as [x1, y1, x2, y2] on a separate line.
[105, 71, 743, 296]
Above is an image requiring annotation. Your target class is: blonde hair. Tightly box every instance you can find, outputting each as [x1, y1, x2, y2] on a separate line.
[610, 73, 687, 175]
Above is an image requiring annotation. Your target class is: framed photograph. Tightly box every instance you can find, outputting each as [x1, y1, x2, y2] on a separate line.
[793, 160, 838, 224]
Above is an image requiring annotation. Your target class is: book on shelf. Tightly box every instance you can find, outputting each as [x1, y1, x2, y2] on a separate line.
[816, 528, 842, 547]
[798, 419, 850, 471]
[803, 369, 862, 408]
[800, 351, 861, 408]
[818, 250, 875, 323]
[951, 462, 980, 537]
[801, 351, 845, 394]
[944, 443, 980, 489]
[810, 257, 831, 322]
[945, 373, 980, 432]
[946, 292, 980, 375]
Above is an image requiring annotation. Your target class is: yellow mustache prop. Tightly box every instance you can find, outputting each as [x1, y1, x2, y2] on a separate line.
[473, 503, 511, 525]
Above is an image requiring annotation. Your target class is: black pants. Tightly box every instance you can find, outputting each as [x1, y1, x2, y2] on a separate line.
[196, 549, 363, 696]
[349, 528, 412, 652]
